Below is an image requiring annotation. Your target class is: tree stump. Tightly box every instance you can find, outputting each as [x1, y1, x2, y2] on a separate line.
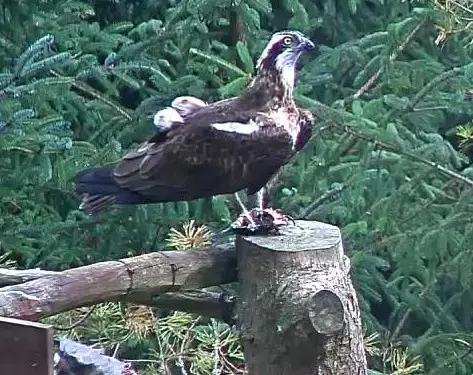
[236, 220, 367, 375]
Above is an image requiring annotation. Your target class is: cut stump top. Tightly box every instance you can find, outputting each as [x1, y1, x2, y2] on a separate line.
[240, 220, 341, 253]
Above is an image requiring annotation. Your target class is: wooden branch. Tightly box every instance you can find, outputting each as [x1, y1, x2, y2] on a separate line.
[0, 267, 236, 322]
[1, 220, 366, 374]
[127, 290, 235, 323]
[0, 246, 237, 320]
[236, 220, 367, 375]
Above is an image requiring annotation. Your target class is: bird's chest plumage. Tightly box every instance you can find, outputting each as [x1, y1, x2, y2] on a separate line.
[267, 103, 300, 150]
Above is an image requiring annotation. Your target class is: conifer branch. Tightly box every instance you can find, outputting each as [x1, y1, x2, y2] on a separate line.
[49, 69, 133, 121]
[326, 122, 473, 187]
[408, 66, 465, 109]
[298, 183, 350, 219]
[352, 18, 428, 100]
[384, 65, 465, 122]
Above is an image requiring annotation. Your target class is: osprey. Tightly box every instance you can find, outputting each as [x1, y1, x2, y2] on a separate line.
[151, 95, 313, 232]
[74, 30, 316, 233]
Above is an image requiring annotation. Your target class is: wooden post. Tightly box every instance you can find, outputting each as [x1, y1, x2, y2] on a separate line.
[0, 317, 54, 375]
[236, 220, 367, 375]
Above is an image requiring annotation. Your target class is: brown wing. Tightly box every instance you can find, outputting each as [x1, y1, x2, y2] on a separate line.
[112, 115, 293, 203]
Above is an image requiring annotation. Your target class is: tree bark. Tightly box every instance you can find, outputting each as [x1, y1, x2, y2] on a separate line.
[236, 220, 367, 375]
[0, 268, 57, 287]
[0, 246, 236, 320]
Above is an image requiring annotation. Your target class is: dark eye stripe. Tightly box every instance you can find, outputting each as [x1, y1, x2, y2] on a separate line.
[257, 31, 307, 68]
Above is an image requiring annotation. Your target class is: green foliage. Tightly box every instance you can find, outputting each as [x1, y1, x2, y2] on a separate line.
[2, 0, 473, 374]
[47, 304, 246, 374]
[276, 3, 473, 374]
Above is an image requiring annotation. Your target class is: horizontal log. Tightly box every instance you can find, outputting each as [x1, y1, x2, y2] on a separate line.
[0, 268, 57, 287]
[0, 246, 237, 320]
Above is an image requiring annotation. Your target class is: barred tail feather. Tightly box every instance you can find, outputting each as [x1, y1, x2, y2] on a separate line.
[74, 167, 152, 214]
[77, 194, 115, 214]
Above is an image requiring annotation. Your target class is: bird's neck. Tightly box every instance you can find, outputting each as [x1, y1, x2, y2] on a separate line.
[237, 65, 302, 150]
[239, 65, 296, 109]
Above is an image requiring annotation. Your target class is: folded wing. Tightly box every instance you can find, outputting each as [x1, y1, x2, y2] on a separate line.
[112, 113, 293, 202]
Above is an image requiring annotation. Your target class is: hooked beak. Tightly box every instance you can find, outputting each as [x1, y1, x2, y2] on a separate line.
[299, 38, 316, 53]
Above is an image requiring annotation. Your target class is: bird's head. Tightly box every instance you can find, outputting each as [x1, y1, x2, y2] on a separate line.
[256, 30, 316, 91]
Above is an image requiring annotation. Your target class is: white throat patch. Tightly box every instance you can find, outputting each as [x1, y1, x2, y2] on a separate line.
[278, 64, 295, 91]
[274, 50, 301, 94]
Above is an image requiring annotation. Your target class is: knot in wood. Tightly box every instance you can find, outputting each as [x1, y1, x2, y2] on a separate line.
[308, 289, 344, 336]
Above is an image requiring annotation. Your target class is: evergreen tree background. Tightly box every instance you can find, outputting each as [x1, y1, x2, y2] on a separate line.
[1, 0, 473, 373]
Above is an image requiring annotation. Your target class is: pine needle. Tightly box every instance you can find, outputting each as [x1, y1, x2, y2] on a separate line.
[166, 220, 212, 250]
[124, 305, 156, 339]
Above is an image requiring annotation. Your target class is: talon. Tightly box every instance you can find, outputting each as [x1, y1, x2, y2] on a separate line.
[230, 206, 294, 235]
[259, 207, 294, 227]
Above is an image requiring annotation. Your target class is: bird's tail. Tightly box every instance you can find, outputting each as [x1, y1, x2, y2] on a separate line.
[74, 166, 151, 214]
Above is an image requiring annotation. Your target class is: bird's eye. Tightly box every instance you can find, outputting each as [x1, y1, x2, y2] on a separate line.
[282, 37, 293, 46]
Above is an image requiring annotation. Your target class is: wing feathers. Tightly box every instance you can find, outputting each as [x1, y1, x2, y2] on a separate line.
[153, 107, 183, 129]
[114, 124, 292, 198]
[171, 96, 207, 116]
[108, 106, 297, 203]
[79, 194, 117, 214]
[211, 120, 260, 134]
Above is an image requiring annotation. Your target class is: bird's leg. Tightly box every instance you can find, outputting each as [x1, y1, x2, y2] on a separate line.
[257, 186, 295, 228]
[256, 186, 268, 211]
[232, 191, 257, 229]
